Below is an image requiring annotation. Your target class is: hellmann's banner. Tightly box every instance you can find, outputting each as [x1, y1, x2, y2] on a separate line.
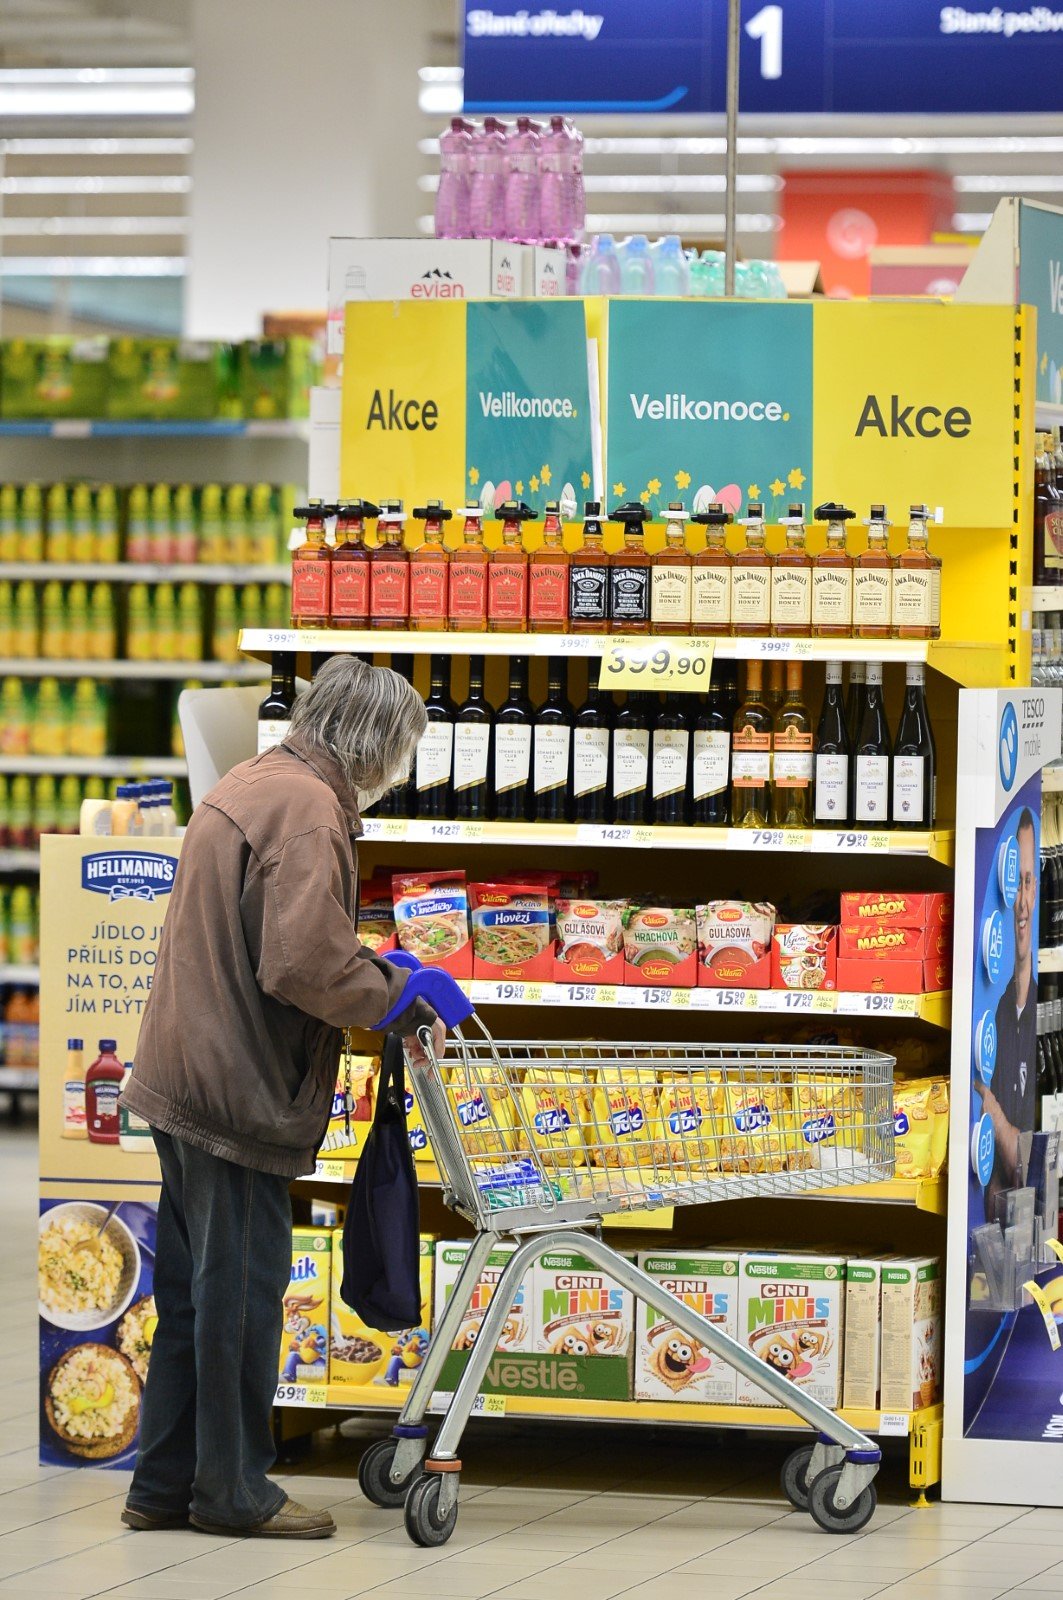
[605, 299, 1017, 530]
[341, 299, 598, 514]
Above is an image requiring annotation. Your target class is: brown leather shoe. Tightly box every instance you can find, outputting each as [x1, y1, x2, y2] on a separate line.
[122, 1505, 190, 1531]
[190, 1497, 336, 1539]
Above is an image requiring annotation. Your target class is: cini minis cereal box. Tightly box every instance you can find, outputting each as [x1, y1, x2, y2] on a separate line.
[635, 1251, 740, 1404]
[771, 924, 837, 991]
[329, 1232, 433, 1386]
[696, 901, 775, 988]
[278, 1230, 331, 1386]
[879, 1257, 942, 1412]
[470, 881, 553, 982]
[554, 896, 627, 985]
[433, 1240, 530, 1354]
[842, 1257, 891, 1410]
[736, 1252, 846, 1408]
[534, 1246, 634, 1361]
[622, 905, 699, 988]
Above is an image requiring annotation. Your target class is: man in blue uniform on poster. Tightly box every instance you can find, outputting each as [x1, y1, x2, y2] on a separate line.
[977, 807, 1038, 1221]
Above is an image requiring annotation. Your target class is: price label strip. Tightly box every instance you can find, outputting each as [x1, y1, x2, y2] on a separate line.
[429, 1391, 507, 1417]
[314, 1158, 346, 1182]
[274, 1382, 328, 1408]
[598, 637, 715, 694]
[878, 1412, 911, 1437]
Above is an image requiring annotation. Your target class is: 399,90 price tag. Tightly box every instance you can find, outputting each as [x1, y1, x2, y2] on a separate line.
[598, 637, 715, 693]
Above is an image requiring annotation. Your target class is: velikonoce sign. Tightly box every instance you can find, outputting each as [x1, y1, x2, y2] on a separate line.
[341, 298, 596, 515]
[605, 300, 1017, 528]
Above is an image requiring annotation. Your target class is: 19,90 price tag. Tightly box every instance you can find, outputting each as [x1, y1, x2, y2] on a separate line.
[598, 637, 715, 693]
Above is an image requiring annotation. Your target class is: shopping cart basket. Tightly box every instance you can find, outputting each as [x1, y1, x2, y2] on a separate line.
[358, 955, 895, 1546]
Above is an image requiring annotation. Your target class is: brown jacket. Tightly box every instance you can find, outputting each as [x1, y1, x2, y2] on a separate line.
[122, 733, 424, 1178]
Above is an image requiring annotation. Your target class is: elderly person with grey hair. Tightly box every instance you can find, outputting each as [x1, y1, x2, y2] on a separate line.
[120, 656, 437, 1542]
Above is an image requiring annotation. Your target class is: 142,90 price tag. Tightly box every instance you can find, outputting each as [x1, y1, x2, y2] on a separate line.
[598, 637, 715, 693]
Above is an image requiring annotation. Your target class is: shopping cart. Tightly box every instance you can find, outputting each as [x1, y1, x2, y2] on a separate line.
[358, 955, 895, 1546]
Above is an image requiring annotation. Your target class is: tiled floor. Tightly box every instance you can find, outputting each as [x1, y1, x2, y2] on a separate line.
[9, 1125, 1063, 1600]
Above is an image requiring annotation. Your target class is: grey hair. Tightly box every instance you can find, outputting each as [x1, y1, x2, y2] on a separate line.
[286, 656, 427, 796]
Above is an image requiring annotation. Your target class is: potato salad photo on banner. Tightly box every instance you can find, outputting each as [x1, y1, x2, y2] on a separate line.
[605, 301, 813, 522]
[465, 300, 596, 518]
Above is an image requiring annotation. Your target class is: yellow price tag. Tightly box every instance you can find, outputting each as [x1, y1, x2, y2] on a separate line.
[524, 983, 543, 1004]
[480, 1394, 507, 1416]
[1046, 1239, 1063, 1262]
[315, 1159, 345, 1182]
[304, 1385, 329, 1408]
[596, 985, 618, 1007]
[812, 990, 836, 1012]
[1024, 1279, 1062, 1351]
[597, 636, 715, 693]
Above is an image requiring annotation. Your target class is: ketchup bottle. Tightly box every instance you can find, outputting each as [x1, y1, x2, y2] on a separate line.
[86, 1038, 124, 1145]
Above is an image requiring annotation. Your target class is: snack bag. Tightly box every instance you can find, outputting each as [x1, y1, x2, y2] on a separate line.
[589, 1067, 663, 1168]
[392, 869, 471, 977]
[470, 881, 552, 981]
[892, 1080, 934, 1179]
[520, 1068, 589, 1168]
[927, 1077, 950, 1177]
[788, 1075, 863, 1174]
[445, 1064, 517, 1158]
[717, 1080, 790, 1174]
[656, 1076, 721, 1174]
[358, 873, 397, 954]
[320, 1053, 377, 1158]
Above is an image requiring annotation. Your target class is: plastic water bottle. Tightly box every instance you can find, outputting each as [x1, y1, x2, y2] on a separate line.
[619, 234, 655, 294]
[567, 118, 585, 240]
[697, 250, 726, 296]
[435, 117, 473, 239]
[651, 234, 690, 296]
[579, 234, 621, 295]
[504, 115, 542, 242]
[470, 116, 508, 240]
[539, 115, 568, 242]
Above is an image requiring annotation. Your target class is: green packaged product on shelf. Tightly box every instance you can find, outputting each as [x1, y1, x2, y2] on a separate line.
[0, 680, 29, 755]
[45, 484, 71, 564]
[13, 581, 37, 658]
[40, 581, 66, 660]
[57, 774, 82, 835]
[199, 484, 224, 564]
[0, 486, 17, 564]
[69, 678, 107, 759]
[90, 582, 117, 659]
[250, 482, 278, 565]
[225, 484, 249, 565]
[126, 484, 151, 564]
[264, 582, 289, 629]
[213, 583, 239, 663]
[154, 582, 178, 661]
[66, 582, 89, 660]
[0, 336, 108, 419]
[95, 485, 119, 564]
[150, 483, 173, 564]
[0, 779, 9, 851]
[173, 484, 197, 565]
[239, 338, 315, 420]
[127, 581, 154, 662]
[32, 678, 66, 758]
[33, 776, 57, 838]
[0, 885, 8, 966]
[8, 775, 31, 849]
[239, 583, 263, 632]
[70, 484, 95, 565]
[0, 581, 12, 658]
[18, 485, 43, 564]
[105, 337, 238, 420]
[8, 885, 35, 964]
[177, 583, 203, 663]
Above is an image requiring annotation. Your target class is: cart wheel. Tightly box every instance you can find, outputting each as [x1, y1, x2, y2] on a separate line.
[404, 1473, 458, 1547]
[358, 1437, 422, 1509]
[808, 1464, 878, 1534]
[780, 1444, 816, 1512]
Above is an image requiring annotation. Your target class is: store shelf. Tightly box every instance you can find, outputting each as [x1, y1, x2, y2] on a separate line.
[0, 850, 40, 873]
[1039, 947, 1063, 974]
[0, 563, 289, 585]
[0, 419, 310, 440]
[274, 1379, 939, 1439]
[1043, 764, 1063, 794]
[460, 979, 951, 1027]
[0, 657, 264, 682]
[0, 1067, 38, 1091]
[0, 964, 38, 985]
[1024, 587, 1063, 613]
[361, 817, 955, 864]
[0, 756, 186, 777]
[1036, 402, 1063, 432]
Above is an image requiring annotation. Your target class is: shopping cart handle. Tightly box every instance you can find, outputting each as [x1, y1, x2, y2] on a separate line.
[383, 950, 422, 974]
[374, 966, 475, 1032]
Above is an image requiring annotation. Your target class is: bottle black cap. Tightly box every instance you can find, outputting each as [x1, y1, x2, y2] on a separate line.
[609, 501, 650, 524]
[413, 501, 452, 521]
[814, 501, 855, 521]
[496, 500, 535, 520]
[583, 500, 602, 518]
[339, 498, 381, 520]
[544, 500, 561, 516]
[293, 501, 336, 519]
[786, 503, 805, 519]
[378, 498, 404, 517]
[746, 501, 764, 519]
[691, 502, 733, 525]
[869, 503, 888, 520]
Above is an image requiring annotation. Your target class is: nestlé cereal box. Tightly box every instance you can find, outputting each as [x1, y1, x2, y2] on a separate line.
[533, 1245, 634, 1359]
[879, 1257, 942, 1412]
[635, 1251, 739, 1404]
[330, 1231, 433, 1386]
[278, 1229, 331, 1387]
[736, 1252, 846, 1408]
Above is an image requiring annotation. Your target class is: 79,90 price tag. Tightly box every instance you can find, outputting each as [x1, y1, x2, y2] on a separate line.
[598, 637, 715, 693]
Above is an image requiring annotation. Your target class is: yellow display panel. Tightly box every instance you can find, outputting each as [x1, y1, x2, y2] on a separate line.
[340, 299, 467, 500]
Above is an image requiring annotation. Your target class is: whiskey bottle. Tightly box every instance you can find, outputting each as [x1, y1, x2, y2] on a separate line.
[369, 500, 410, 629]
[771, 503, 812, 637]
[488, 500, 533, 633]
[813, 662, 851, 827]
[493, 655, 533, 820]
[731, 501, 772, 637]
[811, 502, 854, 639]
[448, 505, 490, 632]
[731, 660, 772, 827]
[608, 502, 652, 635]
[568, 501, 610, 633]
[771, 662, 813, 827]
[528, 500, 570, 633]
[690, 502, 733, 637]
[892, 504, 940, 641]
[330, 499, 378, 629]
[290, 499, 333, 629]
[409, 500, 451, 632]
[853, 505, 894, 640]
[650, 502, 693, 635]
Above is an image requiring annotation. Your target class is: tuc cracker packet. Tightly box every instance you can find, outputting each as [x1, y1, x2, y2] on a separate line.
[879, 1257, 942, 1411]
[787, 1074, 864, 1175]
[589, 1066, 663, 1168]
[892, 1077, 951, 1180]
[433, 1239, 530, 1353]
[444, 1064, 516, 1158]
[696, 900, 775, 988]
[520, 1068, 589, 1168]
[329, 1232, 433, 1386]
[392, 869, 471, 978]
[736, 1251, 846, 1408]
[554, 896, 626, 985]
[278, 1229, 331, 1387]
[635, 1251, 739, 1404]
[319, 1052, 376, 1160]
[534, 1245, 634, 1359]
[656, 1075, 721, 1173]
[717, 1080, 790, 1174]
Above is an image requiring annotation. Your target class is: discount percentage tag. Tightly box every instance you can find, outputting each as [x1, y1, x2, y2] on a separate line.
[598, 637, 716, 693]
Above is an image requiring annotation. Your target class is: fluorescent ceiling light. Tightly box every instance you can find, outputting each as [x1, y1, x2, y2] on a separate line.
[419, 84, 463, 115]
[952, 212, 993, 231]
[0, 83, 193, 116]
[954, 174, 1063, 191]
[0, 68, 192, 83]
[0, 138, 192, 154]
[0, 175, 190, 195]
[586, 212, 779, 232]
[1, 216, 187, 236]
[0, 256, 185, 276]
[416, 172, 783, 194]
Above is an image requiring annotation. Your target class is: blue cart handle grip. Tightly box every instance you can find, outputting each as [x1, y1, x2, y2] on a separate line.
[374, 965, 475, 1032]
[383, 949, 422, 973]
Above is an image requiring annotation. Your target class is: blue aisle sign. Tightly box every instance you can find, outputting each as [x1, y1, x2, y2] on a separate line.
[464, 1, 1063, 114]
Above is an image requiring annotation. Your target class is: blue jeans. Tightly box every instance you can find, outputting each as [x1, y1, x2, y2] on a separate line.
[127, 1131, 292, 1528]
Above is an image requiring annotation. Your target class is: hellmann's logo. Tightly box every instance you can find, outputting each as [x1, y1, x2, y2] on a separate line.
[82, 852, 176, 902]
[855, 394, 971, 438]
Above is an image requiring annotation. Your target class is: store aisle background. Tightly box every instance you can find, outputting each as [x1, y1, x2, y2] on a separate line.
[5, 1125, 1063, 1600]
